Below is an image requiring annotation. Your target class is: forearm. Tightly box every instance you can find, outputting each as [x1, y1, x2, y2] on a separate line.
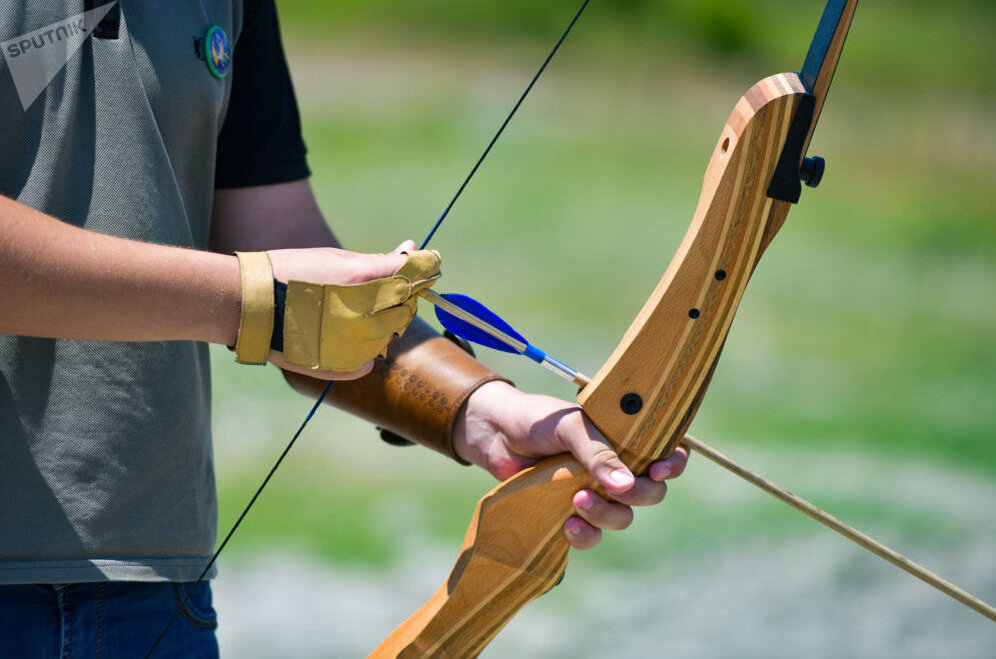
[284, 317, 512, 462]
[0, 195, 240, 344]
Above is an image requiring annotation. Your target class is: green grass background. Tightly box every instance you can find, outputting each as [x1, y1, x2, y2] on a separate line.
[208, 0, 995, 647]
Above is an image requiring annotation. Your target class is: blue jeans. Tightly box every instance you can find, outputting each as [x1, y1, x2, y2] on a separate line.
[0, 582, 218, 658]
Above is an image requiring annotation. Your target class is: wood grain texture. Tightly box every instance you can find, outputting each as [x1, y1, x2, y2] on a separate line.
[579, 73, 806, 474]
[370, 456, 593, 658]
[372, 72, 809, 658]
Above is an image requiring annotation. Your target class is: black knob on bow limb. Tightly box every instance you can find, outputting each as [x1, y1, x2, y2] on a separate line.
[800, 156, 825, 188]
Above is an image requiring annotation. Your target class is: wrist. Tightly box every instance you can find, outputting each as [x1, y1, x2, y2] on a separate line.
[452, 380, 518, 465]
[322, 319, 513, 464]
[162, 247, 240, 345]
[201, 252, 242, 346]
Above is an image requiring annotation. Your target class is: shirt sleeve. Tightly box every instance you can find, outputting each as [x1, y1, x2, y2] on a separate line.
[214, 0, 311, 189]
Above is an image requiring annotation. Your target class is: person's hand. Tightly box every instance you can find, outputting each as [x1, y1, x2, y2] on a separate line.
[265, 240, 419, 380]
[267, 239, 417, 289]
[452, 381, 689, 550]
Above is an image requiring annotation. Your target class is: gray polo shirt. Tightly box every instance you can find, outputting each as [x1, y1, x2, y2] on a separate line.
[0, 0, 309, 583]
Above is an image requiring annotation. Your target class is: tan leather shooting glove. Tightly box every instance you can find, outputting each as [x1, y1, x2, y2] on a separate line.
[233, 250, 442, 372]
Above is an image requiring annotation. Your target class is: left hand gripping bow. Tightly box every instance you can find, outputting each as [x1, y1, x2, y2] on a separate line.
[373, 1, 862, 656]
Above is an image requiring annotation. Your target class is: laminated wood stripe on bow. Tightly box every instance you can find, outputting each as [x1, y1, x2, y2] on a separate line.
[579, 74, 806, 474]
[372, 455, 591, 658]
[372, 73, 811, 659]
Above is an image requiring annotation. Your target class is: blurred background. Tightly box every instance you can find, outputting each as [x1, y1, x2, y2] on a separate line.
[208, 1, 996, 656]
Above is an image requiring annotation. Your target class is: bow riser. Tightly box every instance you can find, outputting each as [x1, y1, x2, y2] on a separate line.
[579, 73, 805, 473]
[372, 73, 811, 658]
[372, 455, 591, 657]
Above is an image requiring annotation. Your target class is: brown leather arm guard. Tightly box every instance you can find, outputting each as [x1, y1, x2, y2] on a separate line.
[284, 317, 512, 464]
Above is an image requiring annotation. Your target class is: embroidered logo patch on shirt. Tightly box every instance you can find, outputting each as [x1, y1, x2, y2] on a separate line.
[204, 25, 231, 79]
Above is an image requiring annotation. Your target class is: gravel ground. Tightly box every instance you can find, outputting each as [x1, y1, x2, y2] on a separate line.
[212, 451, 996, 658]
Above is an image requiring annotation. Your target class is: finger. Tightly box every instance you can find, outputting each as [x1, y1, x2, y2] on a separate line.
[268, 351, 374, 381]
[604, 476, 667, 507]
[555, 411, 635, 495]
[564, 516, 601, 550]
[365, 251, 409, 280]
[648, 444, 691, 481]
[308, 363, 374, 380]
[572, 489, 634, 531]
[393, 240, 417, 253]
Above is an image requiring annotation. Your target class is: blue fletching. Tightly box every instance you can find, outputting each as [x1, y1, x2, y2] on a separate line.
[434, 293, 527, 354]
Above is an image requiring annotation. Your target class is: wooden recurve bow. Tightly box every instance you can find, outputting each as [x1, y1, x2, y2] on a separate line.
[374, 0, 989, 655]
[370, 2, 858, 656]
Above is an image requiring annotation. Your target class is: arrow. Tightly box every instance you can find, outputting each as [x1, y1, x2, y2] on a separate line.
[417, 288, 996, 627]
[419, 289, 591, 388]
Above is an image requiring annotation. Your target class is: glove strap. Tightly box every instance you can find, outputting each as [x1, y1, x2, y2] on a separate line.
[234, 251, 275, 365]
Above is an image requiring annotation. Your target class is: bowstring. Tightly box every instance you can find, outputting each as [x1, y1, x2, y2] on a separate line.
[421, 0, 591, 249]
[145, 382, 334, 658]
[147, 1, 592, 654]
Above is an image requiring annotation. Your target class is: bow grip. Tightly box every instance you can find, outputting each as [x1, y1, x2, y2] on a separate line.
[370, 455, 593, 658]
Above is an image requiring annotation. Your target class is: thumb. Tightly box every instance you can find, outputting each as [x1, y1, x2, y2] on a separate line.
[588, 451, 636, 496]
[393, 239, 417, 254]
[559, 413, 635, 495]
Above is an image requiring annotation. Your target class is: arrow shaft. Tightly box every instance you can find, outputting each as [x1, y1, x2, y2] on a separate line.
[682, 435, 996, 623]
[419, 289, 590, 387]
[423, 285, 996, 626]
[422, 286, 996, 623]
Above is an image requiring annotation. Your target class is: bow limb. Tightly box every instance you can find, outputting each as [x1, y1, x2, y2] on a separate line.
[578, 73, 806, 467]
[580, 0, 861, 461]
